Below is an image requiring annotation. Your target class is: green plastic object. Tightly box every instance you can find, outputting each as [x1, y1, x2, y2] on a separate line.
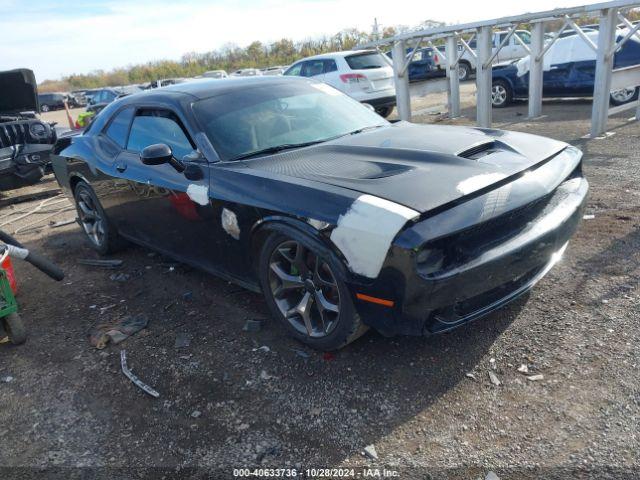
[0, 269, 18, 318]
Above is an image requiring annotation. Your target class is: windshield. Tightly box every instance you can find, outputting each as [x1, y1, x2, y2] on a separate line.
[192, 81, 387, 161]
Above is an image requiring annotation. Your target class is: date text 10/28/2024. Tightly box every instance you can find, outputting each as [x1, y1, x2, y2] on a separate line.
[233, 468, 400, 477]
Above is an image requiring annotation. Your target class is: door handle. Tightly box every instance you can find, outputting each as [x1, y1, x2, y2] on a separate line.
[115, 162, 127, 173]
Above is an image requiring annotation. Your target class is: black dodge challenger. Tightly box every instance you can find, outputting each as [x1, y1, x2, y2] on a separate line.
[52, 77, 588, 350]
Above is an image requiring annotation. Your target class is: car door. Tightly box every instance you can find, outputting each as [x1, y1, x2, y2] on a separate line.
[321, 58, 341, 88]
[103, 107, 222, 268]
[543, 62, 573, 96]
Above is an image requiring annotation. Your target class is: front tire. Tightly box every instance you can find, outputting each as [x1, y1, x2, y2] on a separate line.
[4, 313, 26, 345]
[491, 80, 513, 108]
[73, 181, 126, 255]
[258, 230, 368, 350]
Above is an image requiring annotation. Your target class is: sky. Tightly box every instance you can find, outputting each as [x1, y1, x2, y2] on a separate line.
[1, 0, 604, 81]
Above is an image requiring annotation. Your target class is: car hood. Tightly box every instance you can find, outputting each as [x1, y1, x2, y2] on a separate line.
[244, 122, 569, 213]
[0, 69, 39, 114]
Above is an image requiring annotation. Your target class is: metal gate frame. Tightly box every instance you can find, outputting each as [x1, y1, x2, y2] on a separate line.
[358, 0, 640, 137]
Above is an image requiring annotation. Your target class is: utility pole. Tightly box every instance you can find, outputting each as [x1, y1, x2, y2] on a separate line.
[372, 18, 381, 40]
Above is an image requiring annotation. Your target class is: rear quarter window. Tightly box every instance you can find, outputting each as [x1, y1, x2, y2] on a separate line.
[345, 52, 388, 70]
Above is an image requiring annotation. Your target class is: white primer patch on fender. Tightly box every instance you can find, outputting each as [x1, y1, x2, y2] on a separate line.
[221, 208, 240, 240]
[186, 184, 209, 206]
[330, 195, 419, 279]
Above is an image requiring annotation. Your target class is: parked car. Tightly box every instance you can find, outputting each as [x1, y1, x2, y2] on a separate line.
[0, 69, 56, 190]
[52, 76, 587, 350]
[203, 70, 228, 79]
[231, 68, 263, 77]
[37, 92, 66, 112]
[86, 86, 143, 114]
[284, 50, 396, 117]
[491, 29, 640, 107]
[387, 46, 445, 82]
[261, 66, 287, 76]
[457, 30, 532, 81]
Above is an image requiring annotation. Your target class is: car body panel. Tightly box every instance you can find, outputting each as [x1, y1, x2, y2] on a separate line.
[493, 30, 640, 100]
[0, 69, 39, 114]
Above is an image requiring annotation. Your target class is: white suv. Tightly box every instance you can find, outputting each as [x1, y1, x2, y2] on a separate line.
[283, 50, 396, 117]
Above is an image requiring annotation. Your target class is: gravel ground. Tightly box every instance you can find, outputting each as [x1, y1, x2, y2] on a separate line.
[0, 99, 638, 480]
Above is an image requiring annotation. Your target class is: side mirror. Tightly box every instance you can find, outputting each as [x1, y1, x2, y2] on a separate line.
[141, 143, 173, 165]
[140, 143, 185, 172]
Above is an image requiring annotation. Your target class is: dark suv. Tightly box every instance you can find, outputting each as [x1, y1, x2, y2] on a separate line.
[37, 93, 66, 112]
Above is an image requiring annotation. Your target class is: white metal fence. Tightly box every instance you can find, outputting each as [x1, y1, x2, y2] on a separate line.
[359, 0, 640, 137]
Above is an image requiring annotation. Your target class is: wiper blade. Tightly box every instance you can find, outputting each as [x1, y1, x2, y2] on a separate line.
[230, 140, 324, 161]
[347, 124, 385, 136]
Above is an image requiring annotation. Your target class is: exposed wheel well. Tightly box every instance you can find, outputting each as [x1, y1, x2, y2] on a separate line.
[69, 175, 84, 194]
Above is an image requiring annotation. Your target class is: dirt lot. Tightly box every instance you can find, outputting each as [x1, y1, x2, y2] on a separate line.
[0, 98, 638, 479]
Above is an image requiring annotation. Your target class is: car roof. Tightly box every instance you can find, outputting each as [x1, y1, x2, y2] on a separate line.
[117, 76, 312, 103]
[299, 50, 377, 61]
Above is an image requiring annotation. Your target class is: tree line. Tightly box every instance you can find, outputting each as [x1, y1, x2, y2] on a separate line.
[38, 11, 640, 93]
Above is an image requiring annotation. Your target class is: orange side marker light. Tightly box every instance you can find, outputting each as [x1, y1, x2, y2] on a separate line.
[356, 293, 395, 308]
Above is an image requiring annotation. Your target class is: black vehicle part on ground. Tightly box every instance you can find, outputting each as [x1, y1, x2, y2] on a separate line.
[0, 230, 64, 281]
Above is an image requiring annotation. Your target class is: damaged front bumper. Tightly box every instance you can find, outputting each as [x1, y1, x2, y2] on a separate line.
[0, 144, 52, 190]
[352, 151, 589, 337]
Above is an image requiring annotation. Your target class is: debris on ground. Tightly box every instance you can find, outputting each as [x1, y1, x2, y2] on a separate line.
[527, 374, 544, 382]
[583, 214, 595, 220]
[488, 371, 501, 386]
[363, 444, 378, 460]
[120, 350, 159, 398]
[485, 472, 500, 480]
[78, 259, 123, 268]
[253, 345, 270, 353]
[1, 375, 14, 383]
[291, 349, 310, 359]
[465, 372, 477, 380]
[259, 370, 274, 380]
[174, 333, 191, 349]
[49, 218, 76, 228]
[517, 364, 529, 374]
[243, 319, 264, 332]
[88, 313, 149, 349]
[109, 273, 130, 282]
[191, 410, 201, 418]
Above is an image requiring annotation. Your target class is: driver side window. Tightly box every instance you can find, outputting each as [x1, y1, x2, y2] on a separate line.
[127, 109, 195, 160]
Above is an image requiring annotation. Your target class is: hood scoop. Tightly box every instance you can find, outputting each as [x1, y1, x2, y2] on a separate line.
[457, 140, 518, 160]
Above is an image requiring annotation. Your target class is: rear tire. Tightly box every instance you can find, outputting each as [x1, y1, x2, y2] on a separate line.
[610, 87, 639, 106]
[258, 229, 368, 351]
[375, 106, 393, 118]
[4, 313, 26, 345]
[73, 181, 127, 255]
[491, 80, 513, 108]
[458, 62, 472, 81]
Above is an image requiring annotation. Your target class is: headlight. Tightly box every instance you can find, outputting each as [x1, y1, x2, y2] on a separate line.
[29, 122, 48, 137]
